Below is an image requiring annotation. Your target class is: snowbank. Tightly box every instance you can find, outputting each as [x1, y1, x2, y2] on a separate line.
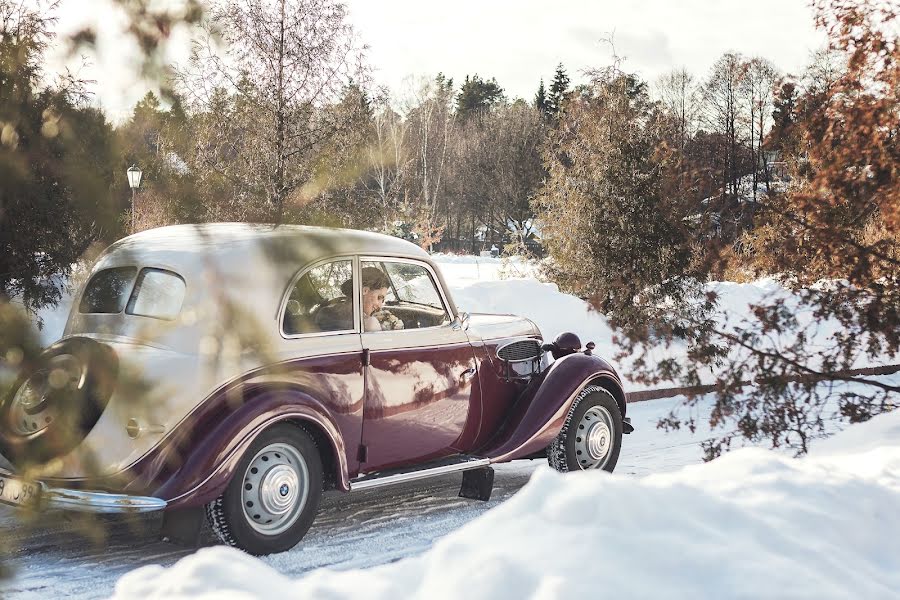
[112, 408, 900, 600]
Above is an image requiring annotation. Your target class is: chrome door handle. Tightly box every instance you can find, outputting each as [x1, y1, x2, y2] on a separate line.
[460, 367, 476, 379]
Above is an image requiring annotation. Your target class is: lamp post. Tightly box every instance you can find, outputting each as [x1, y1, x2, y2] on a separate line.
[126, 164, 143, 234]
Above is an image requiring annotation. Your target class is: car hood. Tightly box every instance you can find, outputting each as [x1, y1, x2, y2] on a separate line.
[465, 313, 541, 343]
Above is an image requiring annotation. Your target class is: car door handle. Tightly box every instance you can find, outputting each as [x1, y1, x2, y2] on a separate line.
[460, 367, 476, 379]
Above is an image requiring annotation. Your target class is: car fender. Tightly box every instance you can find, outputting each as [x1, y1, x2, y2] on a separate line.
[146, 386, 350, 509]
[480, 352, 625, 463]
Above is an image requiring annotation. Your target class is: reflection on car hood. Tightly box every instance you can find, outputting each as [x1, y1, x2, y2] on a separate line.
[466, 313, 541, 342]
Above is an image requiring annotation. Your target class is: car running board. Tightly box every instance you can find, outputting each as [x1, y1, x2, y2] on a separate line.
[350, 456, 491, 491]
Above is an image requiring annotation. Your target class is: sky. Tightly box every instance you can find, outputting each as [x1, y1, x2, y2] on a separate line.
[48, 0, 828, 121]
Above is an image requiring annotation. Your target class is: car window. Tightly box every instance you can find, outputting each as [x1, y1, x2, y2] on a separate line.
[79, 267, 137, 314]
[283, 259, 354, 335]
[362, 261, 450, 330]
[126, 269, 186, 320]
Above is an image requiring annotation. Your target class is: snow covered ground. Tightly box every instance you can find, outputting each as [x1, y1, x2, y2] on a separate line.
[112, 400, 900, 600]
[1, 253, 897, 599]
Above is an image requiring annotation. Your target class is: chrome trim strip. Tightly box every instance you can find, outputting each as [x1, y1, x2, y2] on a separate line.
[43, 486, 167, 514]
[349, 458, 490, 491]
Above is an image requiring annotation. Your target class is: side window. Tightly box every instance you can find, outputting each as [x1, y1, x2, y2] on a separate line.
[126, 269, 186, 320]
[361, 261, 450, 331]
[283, 259, 354, 335]
[79, 267, 137, 314]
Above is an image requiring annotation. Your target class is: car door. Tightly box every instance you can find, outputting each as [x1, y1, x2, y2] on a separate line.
[278, 256, 366, 475]
[358, 258, 480, 473]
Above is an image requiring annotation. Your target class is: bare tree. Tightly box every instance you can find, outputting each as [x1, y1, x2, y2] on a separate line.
[702, 52, 747, 201]
[403, 75, 456, 247]
[653, 67, 699, 152]
[454, 102, 545, 250]
[176, 0, 367, 218]
[366, 90, 411, 231]
[741, 57, 779, 198]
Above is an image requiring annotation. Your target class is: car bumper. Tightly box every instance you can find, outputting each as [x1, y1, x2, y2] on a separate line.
[1, 467, 167, 514]
[43, 487, 168, 513]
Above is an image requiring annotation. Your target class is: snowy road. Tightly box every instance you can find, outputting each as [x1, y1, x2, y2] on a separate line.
[0, 396, 706, 599]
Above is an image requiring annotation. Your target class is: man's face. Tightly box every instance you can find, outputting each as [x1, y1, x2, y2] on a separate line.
[362, 286, 388, 316]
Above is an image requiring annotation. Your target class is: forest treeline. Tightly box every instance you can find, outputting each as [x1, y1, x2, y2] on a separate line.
[2, 0, 847, 296]
[103, 45, 836, 257]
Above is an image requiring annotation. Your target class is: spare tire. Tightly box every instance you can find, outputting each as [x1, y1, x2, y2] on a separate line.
[0, 337, 118, 467]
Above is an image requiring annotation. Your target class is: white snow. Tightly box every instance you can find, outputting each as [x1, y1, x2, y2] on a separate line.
[112, 403, 900, 600]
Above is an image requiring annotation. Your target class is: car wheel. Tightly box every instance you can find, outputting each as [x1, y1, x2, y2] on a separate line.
[206, 423, 323, 556]
[548, 385, 622, 473]
[0, 337, 117, 466]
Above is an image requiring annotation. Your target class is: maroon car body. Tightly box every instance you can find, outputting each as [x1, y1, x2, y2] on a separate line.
[0, 224, 631, 554]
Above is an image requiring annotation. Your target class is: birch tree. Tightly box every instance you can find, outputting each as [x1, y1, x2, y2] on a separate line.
[403, 75, 455, 246]
[741, 57, 779, 198]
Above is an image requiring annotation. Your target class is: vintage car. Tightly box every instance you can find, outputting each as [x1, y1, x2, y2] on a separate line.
[0, 224, 632, 555]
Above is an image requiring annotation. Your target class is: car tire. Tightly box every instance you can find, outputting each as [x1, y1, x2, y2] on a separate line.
[548, 385, 622, 473]
[206, 423, 323, 556]
[0, 337, 117, 466]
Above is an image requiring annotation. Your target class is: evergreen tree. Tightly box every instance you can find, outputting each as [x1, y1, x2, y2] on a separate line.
[535, 71, 695, 320]
[455, 74, 504, 119]
[115, 89, 200, 230]
[534, 79, 548, 119]
[0, 1, 119, 313]
[547, 63, 571, 119]
[768, 80, 798, 153]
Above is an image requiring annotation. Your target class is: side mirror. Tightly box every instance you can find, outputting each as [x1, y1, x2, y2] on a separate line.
[452, 312, 470, 331]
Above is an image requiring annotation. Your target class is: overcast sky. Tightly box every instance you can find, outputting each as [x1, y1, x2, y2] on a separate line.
[49, 0, 828, 121]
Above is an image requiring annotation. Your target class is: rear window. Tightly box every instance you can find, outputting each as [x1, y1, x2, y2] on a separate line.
[79, 267, 186, 320]
[79, 267, 137, 314]
[126, 269, 186, 320]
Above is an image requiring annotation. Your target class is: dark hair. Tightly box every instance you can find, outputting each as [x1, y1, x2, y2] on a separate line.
[340, 267, 390, 297]
[361, 267, 390, 290]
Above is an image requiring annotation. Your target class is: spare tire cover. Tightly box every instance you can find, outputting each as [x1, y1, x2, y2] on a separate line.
[0, 337, 118, 467]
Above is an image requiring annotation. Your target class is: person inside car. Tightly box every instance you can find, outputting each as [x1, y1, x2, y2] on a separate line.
[315, 267, 401, 332]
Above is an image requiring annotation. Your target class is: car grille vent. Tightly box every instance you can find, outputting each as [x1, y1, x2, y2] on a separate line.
[497, 339, 542, 362]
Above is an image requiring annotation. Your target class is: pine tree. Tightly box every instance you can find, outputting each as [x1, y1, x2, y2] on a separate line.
[0, 1, 119, 313]
[769, 80, 798, 153]
[547, 63, 571, 120]
[534, 79, 548, 118]
[456, 74, 504, 119]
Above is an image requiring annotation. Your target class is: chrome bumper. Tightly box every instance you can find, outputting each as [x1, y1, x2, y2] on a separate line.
[1, 467, 167, 514]
[43, 487, 168, 513]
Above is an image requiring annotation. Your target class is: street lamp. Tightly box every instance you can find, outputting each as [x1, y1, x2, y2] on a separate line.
[127, 164, 143, 234]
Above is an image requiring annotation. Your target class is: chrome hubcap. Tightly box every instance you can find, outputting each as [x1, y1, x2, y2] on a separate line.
[241, 443, 309, 535]
[8, 354, 85, 436]
[573, 406, 614, 470]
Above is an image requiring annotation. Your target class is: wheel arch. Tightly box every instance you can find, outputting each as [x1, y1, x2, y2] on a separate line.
[587, 375, 627, 419]
[281, 417, 340, 492]
[156, 386, 352, 510]
[481, 353, 624, 463]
